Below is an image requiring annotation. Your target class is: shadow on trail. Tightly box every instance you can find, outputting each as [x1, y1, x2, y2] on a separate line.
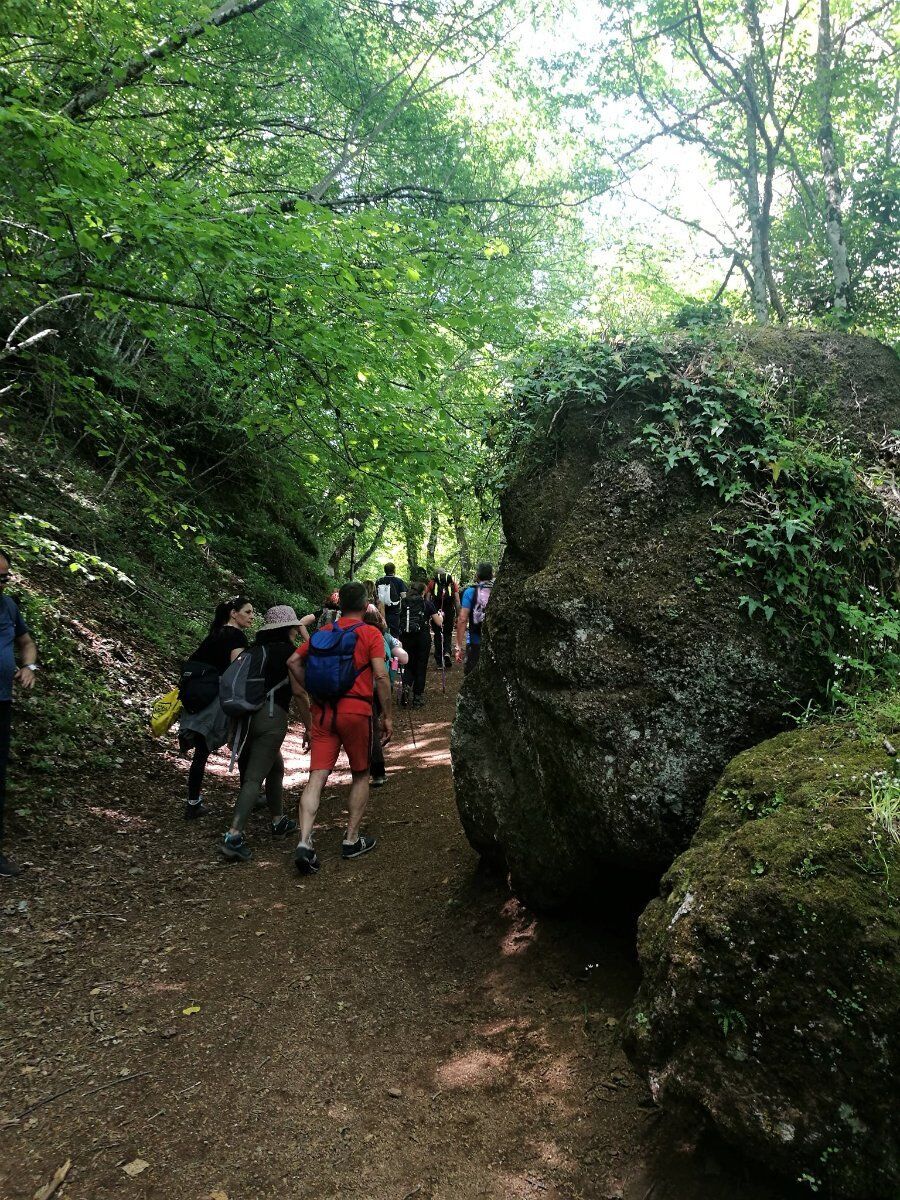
[0, 669, 805, 1200]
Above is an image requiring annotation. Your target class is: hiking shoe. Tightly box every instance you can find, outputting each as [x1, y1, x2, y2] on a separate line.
[219, 832, 252, 862]
[370, 773, 387, 788]
[294, 844, 321, 875]
[342, 834, 377, 860]
[0, 853, 22, 878]
[184, 800, 209, 820]
[271, 816, 298, 839]
[412, 695, 425, 709]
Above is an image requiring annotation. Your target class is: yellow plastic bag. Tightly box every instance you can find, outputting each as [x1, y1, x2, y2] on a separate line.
[150, 687, 182, 737]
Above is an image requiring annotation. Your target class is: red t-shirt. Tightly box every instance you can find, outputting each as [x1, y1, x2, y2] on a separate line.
[295, 616, 384, 716]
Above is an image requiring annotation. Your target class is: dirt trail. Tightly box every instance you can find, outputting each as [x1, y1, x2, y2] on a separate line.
[1, 670, 797, 1200]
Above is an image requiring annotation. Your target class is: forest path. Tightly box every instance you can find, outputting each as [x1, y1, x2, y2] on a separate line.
[1, 670, 793, 1200]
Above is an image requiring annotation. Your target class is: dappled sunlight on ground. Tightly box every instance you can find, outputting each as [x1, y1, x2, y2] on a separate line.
[435, 1047, 512, 1090]
[170, 713, 448, 791]
[86, 806, 151, 830]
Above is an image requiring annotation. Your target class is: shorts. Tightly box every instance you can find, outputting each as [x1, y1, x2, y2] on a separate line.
[309, 706, 372, 774]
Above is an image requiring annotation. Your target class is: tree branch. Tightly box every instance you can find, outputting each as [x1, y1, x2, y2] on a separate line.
[60, 0, 278, 120]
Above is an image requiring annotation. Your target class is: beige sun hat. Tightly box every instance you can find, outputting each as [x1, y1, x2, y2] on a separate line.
[258, 604, 301, 632]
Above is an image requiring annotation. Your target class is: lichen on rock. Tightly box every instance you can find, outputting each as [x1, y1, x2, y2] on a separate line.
[623, 719, 900, 1198]
[452, 330, 900, 908]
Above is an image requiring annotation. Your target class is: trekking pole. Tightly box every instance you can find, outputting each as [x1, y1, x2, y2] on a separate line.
[438, 623, 446, 694]
[405, 668, 418, 747]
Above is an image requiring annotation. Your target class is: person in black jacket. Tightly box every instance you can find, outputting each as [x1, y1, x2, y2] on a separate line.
[179, 596, 253, 820]
[398, 582, 442, 708]
[375, 563, 407, 637]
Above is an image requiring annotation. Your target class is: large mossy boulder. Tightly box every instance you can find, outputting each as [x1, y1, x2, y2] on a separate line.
[623, 720, 900, 1198]
[451, 330, 900, 909]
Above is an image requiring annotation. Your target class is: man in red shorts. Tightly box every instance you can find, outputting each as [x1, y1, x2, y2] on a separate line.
[289, 580, 393, 875]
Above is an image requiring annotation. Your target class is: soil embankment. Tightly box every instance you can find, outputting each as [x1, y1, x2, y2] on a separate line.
[1, 671, 798, 1199]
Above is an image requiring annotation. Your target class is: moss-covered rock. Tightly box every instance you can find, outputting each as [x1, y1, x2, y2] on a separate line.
[623, 720, 900, 1198]
[451, 330, 900, 909]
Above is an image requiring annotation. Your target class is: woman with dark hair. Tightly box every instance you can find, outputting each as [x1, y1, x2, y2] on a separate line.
[178, 595, 254, 819]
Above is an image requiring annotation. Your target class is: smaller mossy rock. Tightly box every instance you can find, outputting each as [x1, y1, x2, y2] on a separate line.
[623, 721, 900, 1198]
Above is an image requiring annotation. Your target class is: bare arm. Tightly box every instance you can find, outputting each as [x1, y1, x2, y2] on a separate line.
[287, 654, 313, 733]
[372, 656, 393, 745]
[455, 606, 469, 661]
[14, 633, 37, 689]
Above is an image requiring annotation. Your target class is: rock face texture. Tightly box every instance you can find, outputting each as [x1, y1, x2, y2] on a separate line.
[623, 723, 900, 1199]
[450, 332, 900, 909]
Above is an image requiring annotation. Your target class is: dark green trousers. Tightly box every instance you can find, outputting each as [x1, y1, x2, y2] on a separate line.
[232, 706, 289, 831]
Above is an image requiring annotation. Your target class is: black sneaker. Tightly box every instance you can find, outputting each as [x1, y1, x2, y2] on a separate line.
[271, 816, 298, 839]
[412, 695, 425, 709]
[184, 801, 209, 820]
[370, 774, 387, 788]
[219, 833, 252, 862]
[294, 844, 321, 875]
[0, 853, 22, 878]
[342, 834, 377, 860]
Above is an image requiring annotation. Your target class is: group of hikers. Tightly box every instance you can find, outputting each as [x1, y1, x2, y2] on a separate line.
[0, 549, 495, 880]
[174, 561, 495, 873]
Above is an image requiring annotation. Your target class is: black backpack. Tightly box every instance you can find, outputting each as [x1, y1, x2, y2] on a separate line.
[399, 594, 426, 634]
[434, 574, 455, 611]
[178, 659, 220, 714]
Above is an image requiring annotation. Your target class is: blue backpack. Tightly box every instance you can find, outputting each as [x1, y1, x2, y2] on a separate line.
[304, 621, 370, 705]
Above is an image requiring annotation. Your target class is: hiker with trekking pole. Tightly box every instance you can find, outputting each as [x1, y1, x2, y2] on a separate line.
[398, 581, 442, 710]
[426, 568, 460, 694]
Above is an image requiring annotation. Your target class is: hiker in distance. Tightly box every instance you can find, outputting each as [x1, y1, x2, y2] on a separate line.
[398, 581, 443, 708]
[375, 562, 407, 637]
[456, 561, 493, 675]
[178, 596, 253, 820]
[218, 605, 303, 862]
[426, 567, 460, 669]
[0, 550, 38, 878]
[289, 581, 393, 875]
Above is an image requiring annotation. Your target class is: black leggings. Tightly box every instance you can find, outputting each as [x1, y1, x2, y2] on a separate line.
[432, 619, 451, 666]
[187, 736, 211, 804]
[401, 629, 431, 697]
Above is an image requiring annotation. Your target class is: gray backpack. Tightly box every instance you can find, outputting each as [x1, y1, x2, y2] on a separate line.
[219, 644, 287, 719]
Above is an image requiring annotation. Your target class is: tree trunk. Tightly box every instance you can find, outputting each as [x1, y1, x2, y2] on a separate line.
[355, 516, 389, 577]
[744, 68, 769, 324]
[328, 510, 364, 577]
[444, 481, 471, 582]
[400, 509, 421, 580]
[426, 509, 439, 574]
[61, 0, 277, 119]
[816, 0, 851, 312]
